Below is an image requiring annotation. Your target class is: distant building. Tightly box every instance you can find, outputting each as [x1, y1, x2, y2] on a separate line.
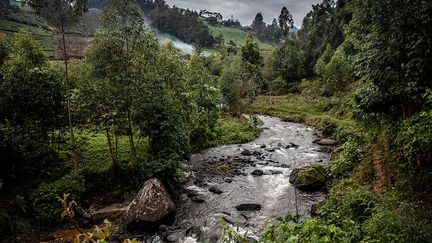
[199, 10, 223, 24]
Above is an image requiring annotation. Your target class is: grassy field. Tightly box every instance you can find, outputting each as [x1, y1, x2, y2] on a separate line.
[250, 81, 358, 127]
[209, 25, 272, 51]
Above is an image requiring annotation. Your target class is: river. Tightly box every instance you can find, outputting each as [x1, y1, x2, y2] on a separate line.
[156, 115, 330, 242]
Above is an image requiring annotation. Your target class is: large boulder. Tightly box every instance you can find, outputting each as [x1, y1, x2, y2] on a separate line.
[289, 164, 327, 191]
[124, 178, 175, 231]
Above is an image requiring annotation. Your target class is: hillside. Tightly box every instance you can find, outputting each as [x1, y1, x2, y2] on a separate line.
[209, 25, 272, 51]
[0, 5, 101, 58]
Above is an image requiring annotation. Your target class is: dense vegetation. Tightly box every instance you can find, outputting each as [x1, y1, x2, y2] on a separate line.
[252, 0, 432, 242]
[1, 0, 432, 241]
[0, 0, 260, 238]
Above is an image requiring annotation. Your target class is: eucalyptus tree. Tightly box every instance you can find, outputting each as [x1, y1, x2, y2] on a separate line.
[85, 0, 158, 169]
[185, 55, 220, 149]
[278, 7, 294, 38]
[25, 0, 88, 169]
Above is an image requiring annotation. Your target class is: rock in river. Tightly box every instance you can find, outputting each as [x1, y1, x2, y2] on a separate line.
[209, 186, 224, 194]
[241, 149, 253, 156]
[236, 204, 262, 211]
[251, 169, 264, 176]
[124, 178, 175, 231]
[289, 164, 327, 191]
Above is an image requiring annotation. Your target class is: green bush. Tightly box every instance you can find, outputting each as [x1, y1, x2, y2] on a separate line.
[262, 214, 348, 243]
[320, 182, 376, 225]
[397, 111, 432, 168]
[331, 140, 362, 178]
[213, 116, 260, 145]
[269, 77, 287, 95]
[319, 119, 338, 136]
[31, 173, 85, 225]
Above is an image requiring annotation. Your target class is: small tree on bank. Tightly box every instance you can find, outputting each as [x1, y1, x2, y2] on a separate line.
[25, 0, 88, 169]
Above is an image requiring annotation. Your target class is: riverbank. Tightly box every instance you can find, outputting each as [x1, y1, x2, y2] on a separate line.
[247, 81, 432, 242]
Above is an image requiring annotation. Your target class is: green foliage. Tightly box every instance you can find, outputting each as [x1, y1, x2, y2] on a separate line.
[349, 0, 432, 119]
[213, 116, 260, 145]
[241, 35, 263, 67]
[268, 77, 288, 95]
[140, 0, 215, 47]
[25, 0, 88, 29]
[262, 214, 347, 243]
[278, 6, 294, 38]
[362, 199, 432, 242]
[75, 219, 111, 243]
[208, 25, 272, 50]
[57, 193, 77, 222]
[397, 111, 432, 167]
[0, 30, 64, 186]
[319, 119, 338, 136]
[0, 32, 9, 65]
[315, 43, 355, 95]
[272, 39, 308, 83]
[219, 60, 255, 114]
[331, 140, 362, 178]
[31, 173, 85, 224]
[185, 55, 220, 150]
[314, 44, 334, 77]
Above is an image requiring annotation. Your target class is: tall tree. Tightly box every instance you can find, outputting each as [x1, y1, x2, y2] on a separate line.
[25, 0, 88, 169]
[85, 0, 158, 170]
[278, 6, 294, 38]
[252, 12, 266, 38]
[241, 35, 263, 97]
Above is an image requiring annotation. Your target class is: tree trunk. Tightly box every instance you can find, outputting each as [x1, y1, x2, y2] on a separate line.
[127, 109, 137, 169]
[61, 26, 79, 169]
[106, 128, 118, 169]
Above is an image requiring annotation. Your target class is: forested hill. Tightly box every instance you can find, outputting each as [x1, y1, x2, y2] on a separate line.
[88, 0, 216, 47]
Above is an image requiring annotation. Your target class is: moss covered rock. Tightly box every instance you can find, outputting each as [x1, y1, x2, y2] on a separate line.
[289, 164, 327, 191]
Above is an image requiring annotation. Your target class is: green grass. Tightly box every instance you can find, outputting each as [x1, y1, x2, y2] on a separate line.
[76, 131, 150, 174]
[250, 80, 359, 128]
[209, 25, 272, 51]
[213, 115, 261, 145]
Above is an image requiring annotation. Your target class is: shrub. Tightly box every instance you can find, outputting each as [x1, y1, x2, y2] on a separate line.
[31, 173, 85, 225]
[269, 77, 287, 95]
[262, 214, 348, 243]
[331, 140, 362, 178]
[213, 116, 260, 145]
[320, 182, 376, 225]
[319, 119, 338, 136]
[397, 111, 432, 168]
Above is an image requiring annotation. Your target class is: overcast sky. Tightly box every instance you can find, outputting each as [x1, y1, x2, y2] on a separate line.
[164, 0, 322, 28]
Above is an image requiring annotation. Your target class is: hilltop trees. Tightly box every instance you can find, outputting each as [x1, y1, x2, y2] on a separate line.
[278, 7, 294, 38]
[252, 12, 266, 39]
[136, 0, 215, 47]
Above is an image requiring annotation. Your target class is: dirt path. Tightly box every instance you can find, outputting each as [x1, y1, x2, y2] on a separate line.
[373, 154, 387, 193]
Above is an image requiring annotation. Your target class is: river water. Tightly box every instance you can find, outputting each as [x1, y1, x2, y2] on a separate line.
[160, 115, 330, 242]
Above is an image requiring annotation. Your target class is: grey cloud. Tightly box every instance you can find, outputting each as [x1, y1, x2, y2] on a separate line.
[165, 0, 323, 27]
